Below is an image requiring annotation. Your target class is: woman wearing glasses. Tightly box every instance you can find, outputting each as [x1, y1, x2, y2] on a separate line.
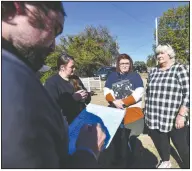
[102, 54, 145, 167]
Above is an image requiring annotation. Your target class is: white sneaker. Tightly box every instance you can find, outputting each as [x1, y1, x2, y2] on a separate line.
[157, 160, 172, 168]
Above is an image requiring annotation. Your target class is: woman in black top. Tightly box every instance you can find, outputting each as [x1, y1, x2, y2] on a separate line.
[44, 53, 91, 124]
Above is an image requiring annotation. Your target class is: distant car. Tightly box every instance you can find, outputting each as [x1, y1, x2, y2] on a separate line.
[133, 65, 147, 73]
[94, 66, 116, 80]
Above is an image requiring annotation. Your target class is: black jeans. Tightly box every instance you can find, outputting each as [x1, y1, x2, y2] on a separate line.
[98, 127, 131, 168]
[112, 127, 138, 167]
[149, 127, 189, 168]
[113, 127, 129, 160]
[187, 125, 190, 146]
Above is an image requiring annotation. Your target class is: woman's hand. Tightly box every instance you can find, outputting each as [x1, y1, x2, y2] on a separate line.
[72, 90, 88, 101]
[175, 106, 188, 129]
[76, 124, 106, 159]
[112, 99, 124, 109]
[175, 114, 186, 129]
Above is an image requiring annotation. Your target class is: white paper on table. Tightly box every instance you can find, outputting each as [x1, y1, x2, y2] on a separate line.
[68, 103, 126, 154]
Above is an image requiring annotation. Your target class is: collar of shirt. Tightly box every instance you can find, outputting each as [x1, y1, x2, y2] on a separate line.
[2, 38, 36, 72]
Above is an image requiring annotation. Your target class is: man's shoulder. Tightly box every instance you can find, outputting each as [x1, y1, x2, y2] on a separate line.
[2, 49, 33, 75]
[2, 49, 40, 91]
[2, 49, 66, 168]
[2, 48, 62, 120]
[2, 48, 49, 101]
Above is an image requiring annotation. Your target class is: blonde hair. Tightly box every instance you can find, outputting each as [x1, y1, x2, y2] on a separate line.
[155, 44, 176, 59]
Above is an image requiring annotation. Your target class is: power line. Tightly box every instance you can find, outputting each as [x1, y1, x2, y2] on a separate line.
[110, 2, 152, 29]
[127, 42, 153, 54]
[109, 3, 154, 55]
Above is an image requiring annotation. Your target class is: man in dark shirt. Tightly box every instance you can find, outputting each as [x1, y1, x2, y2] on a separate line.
[2, 2, 105, 168]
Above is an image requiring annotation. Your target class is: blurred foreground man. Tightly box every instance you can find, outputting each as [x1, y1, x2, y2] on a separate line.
[2, 2, 105, 168]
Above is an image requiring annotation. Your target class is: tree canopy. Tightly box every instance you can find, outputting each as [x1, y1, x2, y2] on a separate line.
[134, 61, 146, 66]
[147, 4, 189, 67]
[155, 4, 189, 64]
[146, 54, 156, 67]
[134, 61, 147, 73]
[40, 25, 119, 83]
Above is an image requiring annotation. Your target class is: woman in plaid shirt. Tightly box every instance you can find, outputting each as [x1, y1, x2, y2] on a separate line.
[144, 44, 189, 168]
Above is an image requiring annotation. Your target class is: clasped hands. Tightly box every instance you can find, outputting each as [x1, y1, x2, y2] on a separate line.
[112, 99, 125, 109]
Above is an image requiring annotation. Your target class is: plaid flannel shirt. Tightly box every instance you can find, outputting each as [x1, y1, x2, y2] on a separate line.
[144, 63, 189, 132]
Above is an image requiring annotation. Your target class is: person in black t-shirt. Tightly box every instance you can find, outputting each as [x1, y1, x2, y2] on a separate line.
[44, 54, 91, 124]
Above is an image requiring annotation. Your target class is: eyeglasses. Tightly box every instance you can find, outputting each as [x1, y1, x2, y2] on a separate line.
[119, 63, 130, 66]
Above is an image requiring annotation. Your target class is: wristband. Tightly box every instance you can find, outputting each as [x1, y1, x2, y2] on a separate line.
[76, 147, 97, 160]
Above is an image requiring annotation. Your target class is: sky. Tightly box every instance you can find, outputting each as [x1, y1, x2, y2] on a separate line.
[56, 1, 189, 63]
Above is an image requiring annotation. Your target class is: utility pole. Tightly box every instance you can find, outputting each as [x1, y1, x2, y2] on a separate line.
[155, 17, 159, 66]
[155, 17, 158, 47]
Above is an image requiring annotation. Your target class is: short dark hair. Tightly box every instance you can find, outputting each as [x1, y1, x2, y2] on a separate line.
[2, 2, 66, 19]
[116, 53, 133, 72]
[57, 53, 74, 70]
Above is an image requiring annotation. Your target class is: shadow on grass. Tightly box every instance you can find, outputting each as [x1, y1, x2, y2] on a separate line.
[129, 138, 158, 168]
